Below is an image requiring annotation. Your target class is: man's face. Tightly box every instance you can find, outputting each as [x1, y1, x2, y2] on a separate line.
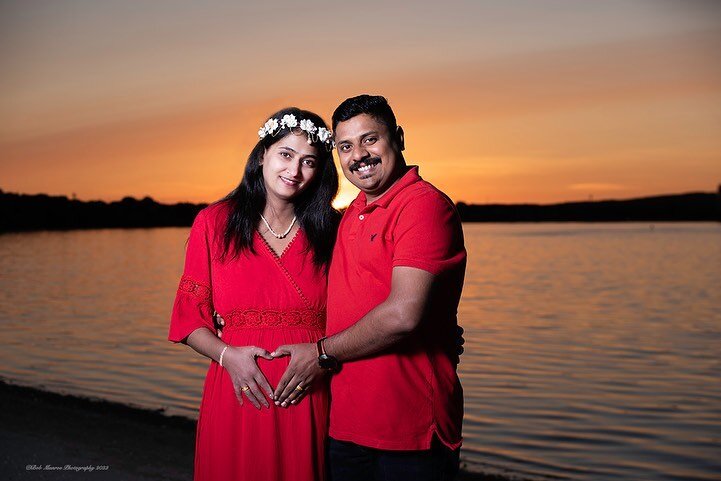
[334, 114, 404, 203]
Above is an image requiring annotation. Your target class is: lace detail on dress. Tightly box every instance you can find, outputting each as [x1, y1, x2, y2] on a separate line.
[257, 232, 314, 310]
[222, 308, 325, 331]
[178, 276, 212, 304]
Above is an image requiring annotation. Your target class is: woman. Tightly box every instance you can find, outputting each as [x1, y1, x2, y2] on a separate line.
[168, 107, 339, 481]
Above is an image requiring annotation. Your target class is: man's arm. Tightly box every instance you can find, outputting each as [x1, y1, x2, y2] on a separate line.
[271, 266, 434, 406]
[324, 266, 433, 361]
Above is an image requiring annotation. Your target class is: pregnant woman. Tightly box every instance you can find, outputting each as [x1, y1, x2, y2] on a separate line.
[168, 107, 339, 481]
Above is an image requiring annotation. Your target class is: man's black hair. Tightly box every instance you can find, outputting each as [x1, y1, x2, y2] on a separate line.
[332, 94, 398, 133]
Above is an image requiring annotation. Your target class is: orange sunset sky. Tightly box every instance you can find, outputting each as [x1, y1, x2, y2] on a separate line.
[1, 0, 720, 208]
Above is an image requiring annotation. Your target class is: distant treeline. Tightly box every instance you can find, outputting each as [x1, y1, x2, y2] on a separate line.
[456, 191, 721, 222]
[0, 189, 206, 232]
[1, 187, 719, 233]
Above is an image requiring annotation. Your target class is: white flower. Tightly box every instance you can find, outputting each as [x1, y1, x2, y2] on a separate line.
[317, 127, 331, 143]
[281, 114, 298, 128]
[299, 119, 317, 134]
[258, 127, 267, 139]
[264, 118, 279, 135]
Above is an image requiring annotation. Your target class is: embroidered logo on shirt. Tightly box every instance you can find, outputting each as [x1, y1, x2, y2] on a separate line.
[370, 233, 378, 242]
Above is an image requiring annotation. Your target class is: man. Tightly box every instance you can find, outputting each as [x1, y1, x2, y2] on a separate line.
[270, 94, 467, 480]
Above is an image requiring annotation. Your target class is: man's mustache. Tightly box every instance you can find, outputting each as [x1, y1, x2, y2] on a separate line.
[349, 157, 381, 172]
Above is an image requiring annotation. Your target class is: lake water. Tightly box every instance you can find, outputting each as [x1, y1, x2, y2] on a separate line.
[1, 223, 720, 480]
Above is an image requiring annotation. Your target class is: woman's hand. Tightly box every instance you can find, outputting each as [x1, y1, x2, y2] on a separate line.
[222, 346, 274, 409]
[271, 343, 325, 407]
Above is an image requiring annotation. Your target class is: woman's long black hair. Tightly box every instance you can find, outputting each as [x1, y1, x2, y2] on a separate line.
[217, 107, 340, 268]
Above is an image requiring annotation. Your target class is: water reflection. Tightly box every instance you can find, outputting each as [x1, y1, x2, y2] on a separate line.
[1, 223, 720, 480]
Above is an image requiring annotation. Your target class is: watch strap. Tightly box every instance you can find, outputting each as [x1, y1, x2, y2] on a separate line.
[316, 337, 327, 357]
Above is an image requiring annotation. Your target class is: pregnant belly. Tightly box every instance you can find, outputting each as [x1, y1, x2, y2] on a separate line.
[222, 327, 324, 386]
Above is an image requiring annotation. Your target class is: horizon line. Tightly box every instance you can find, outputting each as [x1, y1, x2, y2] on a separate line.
[2, 186, 719, 209]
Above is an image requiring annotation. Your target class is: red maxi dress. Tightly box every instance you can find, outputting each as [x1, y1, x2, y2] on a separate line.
[168, 202, 329, 481]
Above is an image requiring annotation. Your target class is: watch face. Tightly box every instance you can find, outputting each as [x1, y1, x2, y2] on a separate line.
[318, 354, 339, 371]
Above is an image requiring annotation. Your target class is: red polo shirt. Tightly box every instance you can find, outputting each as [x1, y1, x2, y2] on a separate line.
[326, 166, 466, 451]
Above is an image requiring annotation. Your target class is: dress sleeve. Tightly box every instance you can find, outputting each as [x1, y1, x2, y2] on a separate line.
[392, 192, 466, 275]
[168, 209, 216, 343]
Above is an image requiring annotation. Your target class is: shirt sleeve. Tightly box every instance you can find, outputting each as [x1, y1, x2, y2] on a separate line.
[392, 191, 466, 275]
[168, 209, 216, 343]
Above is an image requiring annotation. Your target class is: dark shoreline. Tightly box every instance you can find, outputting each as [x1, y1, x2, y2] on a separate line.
[1, 188, 719, 233]
[0, 380, 526, 481]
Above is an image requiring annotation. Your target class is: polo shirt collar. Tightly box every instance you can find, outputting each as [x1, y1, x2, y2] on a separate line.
[350, 165, 421, 212]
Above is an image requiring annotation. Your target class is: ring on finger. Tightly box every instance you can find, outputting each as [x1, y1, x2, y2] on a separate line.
[241, 385, 250, 392]
[295, 383, 305, 392]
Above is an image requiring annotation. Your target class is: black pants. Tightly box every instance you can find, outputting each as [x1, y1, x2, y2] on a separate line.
[328, 437, 460, 481]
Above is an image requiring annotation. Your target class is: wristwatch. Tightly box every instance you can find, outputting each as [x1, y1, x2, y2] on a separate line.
[316, 337, 340, 372]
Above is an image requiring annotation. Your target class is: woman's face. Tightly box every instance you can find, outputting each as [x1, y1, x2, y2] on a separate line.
[260, 132, 321, 203]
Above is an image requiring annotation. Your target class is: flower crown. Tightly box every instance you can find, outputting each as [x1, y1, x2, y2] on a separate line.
[257, 114, 334, 150]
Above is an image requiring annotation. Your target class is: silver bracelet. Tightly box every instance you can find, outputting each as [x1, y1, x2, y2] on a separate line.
[219, 345, 229, 367]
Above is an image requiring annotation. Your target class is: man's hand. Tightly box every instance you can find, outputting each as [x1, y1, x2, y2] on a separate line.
[213, 311, 225, 338]
[455, 325, 465, 364]
[271, 343, 324, 407]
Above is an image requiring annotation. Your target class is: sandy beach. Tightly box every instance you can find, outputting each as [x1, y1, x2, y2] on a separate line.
[0, 380, 194, 480]
[0, 380, 519, 481]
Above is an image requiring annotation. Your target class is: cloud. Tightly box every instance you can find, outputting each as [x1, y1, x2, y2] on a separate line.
[389, 28, 721, 125]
